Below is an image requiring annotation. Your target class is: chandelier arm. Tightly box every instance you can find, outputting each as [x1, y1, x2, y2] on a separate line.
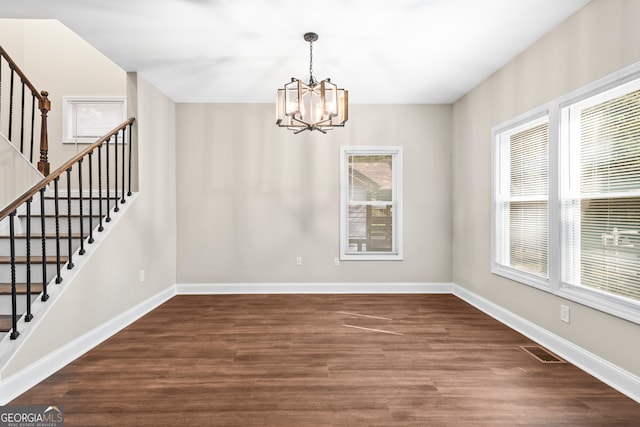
[291, 117, 307, 125]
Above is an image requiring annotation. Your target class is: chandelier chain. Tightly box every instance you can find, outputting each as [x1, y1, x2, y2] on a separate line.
[309, 39, 316, 86]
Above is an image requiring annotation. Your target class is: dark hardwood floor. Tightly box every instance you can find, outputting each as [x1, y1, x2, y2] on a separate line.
[10, 294, 640, 426]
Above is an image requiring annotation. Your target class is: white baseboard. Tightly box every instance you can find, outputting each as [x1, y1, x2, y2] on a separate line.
[176, 282, 453, 295]
[2, 282, 638, 405]
[0, 286, 176, 405]
[451, 283, 640, 404]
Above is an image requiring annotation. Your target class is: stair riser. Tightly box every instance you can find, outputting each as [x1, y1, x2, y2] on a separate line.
[42, 198, 118, 215]
[0, 263, 63, 283]
[0, 293, 39, 315]
[17, 216, 102, 234]
[0, 238, 82, 257]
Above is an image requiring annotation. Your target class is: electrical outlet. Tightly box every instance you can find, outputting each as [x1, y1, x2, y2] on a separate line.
[139, 270, 145, 282]
[333, 257, 340, 267]
[560, 305, 570, 323]
[296, 256, 302, 266]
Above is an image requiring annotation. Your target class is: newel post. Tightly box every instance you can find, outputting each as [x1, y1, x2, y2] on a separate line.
[37, 90, 51, 176]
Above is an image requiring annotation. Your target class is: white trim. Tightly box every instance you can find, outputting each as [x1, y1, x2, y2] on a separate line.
[176, 282, 452, 295]
[452, 284, 640, 404]
[0, 286, 175, 405]
[62, 96, 126, 144]
[491, 107, 551, 283]
[339, 146, 404, 261]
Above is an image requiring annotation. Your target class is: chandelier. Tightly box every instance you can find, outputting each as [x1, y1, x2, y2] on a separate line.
[276, 32, 348, 134]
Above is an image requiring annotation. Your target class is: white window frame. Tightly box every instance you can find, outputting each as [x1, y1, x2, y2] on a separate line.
[62, 96, 126, 144]
[491, 61, 640, 325]
[491, 110, 550, 290]
[340, 146, 403, 261]
[558, 76, 640, 320]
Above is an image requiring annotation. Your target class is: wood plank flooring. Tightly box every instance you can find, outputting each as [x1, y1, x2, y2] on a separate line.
[9, 294, 640, 426]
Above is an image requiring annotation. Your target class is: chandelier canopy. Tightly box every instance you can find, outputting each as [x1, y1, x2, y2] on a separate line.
[276, 32, 348, 134]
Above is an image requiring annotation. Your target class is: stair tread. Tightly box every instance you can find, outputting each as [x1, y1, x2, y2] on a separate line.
[0, 255, 70, 264]
[0, 282, 44, 295]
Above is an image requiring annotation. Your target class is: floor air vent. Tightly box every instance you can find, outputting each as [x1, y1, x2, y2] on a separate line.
[520, 345, 565, 363]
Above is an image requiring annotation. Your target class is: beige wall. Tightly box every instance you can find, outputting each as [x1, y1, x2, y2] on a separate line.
[176, 103, 452, 284]
[1, 73, 177, 378]
[0, 24, 39, 210]
[0, 19, 25, 58]
[452, 0, 640, 376]
[0, 135, 41, 211]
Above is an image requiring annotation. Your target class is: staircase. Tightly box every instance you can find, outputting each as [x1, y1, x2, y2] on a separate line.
[0, 120, 137, 341]
[0, 195, 111, 338]
[0, 196, 73, 334]
[0, 187, 132, 341]
[1, 43, 136, 342]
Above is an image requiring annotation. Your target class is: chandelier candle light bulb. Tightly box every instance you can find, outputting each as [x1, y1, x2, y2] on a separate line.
[276, 32, 348, 133]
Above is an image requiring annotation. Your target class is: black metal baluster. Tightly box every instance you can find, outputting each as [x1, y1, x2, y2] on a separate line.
[54, 177, 62, 284]
[8, 67, 14, 141]
[39, 188, 49, 301]
[127, 123, 133, 196]
[114, 131, 119, 213]
[9, 211, 19, 339]
[98, 145, 104, 232]
[66, 168, 74, 270]
[20, 81, 25, 153]
[78, 160, 85, 255]
[88, 151, 95, 243]
[106, 136, 111, 222]
[25, 197, 33, 322]
[121, 127, 126, 204]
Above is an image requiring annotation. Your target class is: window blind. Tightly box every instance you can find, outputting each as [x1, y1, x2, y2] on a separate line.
[506, 122, 549, 277]
[510, 123, 549, 197]
[570, 89, 640, 300]
[580, 90, 640, 194]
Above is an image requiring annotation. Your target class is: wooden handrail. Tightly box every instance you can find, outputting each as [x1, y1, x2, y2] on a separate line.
[0, 46, 46, 104]
[0, 118, 135, 221]
[0, 45, 51, 175]
[1, 116, 136, 340]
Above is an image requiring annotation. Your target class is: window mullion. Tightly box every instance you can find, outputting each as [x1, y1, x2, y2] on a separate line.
[548, 102, 560, 291]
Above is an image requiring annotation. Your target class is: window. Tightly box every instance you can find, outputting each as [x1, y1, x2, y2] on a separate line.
[340, 147, 403, 260]
[63, 97, 126, 143]
[493, 115, 549, 286]
[492, 63, 640, 324]
[561, 80, 640, 303]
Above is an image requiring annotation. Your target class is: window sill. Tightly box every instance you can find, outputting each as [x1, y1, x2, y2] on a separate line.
[341, 253, 403, 261]
[492, 264, 640, 325]
[491, 263, 550, 291]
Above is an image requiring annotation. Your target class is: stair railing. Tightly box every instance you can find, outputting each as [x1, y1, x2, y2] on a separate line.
[0, 45, 51, 176]
[0, 118, 135, 340]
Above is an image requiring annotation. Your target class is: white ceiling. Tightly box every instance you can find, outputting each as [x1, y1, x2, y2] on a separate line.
[1, 0, 591, 104]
